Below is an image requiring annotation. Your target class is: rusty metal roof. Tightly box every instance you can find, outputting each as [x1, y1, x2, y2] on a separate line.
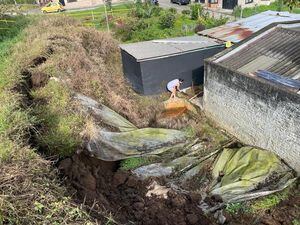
[218, 24, 300, 80]
[199, 11, 300, 43]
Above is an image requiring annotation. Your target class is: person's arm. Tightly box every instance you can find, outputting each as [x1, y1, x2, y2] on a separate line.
[177, 82, 181, 92]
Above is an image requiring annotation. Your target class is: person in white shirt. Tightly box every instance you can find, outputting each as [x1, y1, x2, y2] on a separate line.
[166, 78, 184, 99]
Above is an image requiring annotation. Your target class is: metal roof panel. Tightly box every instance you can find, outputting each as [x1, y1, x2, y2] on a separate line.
[199, 11, 300, 43]
[119, 35, 221, 61]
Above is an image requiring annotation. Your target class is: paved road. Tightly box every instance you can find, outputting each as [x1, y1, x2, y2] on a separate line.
[159, 0, 190, 11]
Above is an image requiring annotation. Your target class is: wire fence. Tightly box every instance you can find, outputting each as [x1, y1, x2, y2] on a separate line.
[67, 7, 132, 28]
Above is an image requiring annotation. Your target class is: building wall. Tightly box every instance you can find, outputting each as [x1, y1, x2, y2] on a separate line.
[121, 50, 144, 94]
[140, 46, 224, 95]
[203, 62, 300, 174]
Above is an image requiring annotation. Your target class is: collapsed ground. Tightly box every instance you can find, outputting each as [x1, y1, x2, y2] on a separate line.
[0, 15, 299, 225]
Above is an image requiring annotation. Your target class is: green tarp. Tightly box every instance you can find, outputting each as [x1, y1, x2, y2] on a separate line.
[209, 146, 296, 203]
[75, 94, 188, 161]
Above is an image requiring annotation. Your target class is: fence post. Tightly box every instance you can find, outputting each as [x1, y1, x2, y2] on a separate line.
[103, 0, 110, 32]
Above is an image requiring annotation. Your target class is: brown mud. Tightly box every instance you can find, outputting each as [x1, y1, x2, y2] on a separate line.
[59, 150, 300, 225]
[59, 151, 216, 225]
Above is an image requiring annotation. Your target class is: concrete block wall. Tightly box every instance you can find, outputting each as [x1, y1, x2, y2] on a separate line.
[203, 62, 300, 174]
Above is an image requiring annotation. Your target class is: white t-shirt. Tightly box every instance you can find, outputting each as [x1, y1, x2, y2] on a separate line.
[167, 79, 179, 91]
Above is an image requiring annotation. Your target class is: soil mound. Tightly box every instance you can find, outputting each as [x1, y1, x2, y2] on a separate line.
[59, 151, 216, 225]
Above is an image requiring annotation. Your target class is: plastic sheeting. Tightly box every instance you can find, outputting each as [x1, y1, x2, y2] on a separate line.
[74, 94, 137, 132]
[210, 146, 296, 203]
[256, 70, 300, 89]
[87, 128, 188, 161]
[75, 93, 189, 161]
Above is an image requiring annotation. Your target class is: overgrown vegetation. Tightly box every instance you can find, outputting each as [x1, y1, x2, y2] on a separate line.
[0, 15, 93, 224]
[31, 80, 84, 157]
[233, 0, 300, 18]
[67, 2, 228, 43]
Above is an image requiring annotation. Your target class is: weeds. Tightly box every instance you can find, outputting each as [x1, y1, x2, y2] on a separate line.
[0, 149, 94, 224]
[250, 188, 290, 212]
[226, 202, 251, 214]
[0, 15, 94, 224]
[31, 80, 84, 156]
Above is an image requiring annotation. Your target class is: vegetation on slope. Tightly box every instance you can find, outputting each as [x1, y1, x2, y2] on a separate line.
[0, 16, 93, 225]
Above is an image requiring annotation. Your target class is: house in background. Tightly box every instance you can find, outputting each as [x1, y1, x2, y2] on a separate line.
[203, 22, 300, 174]
[199, 0, 275, 10]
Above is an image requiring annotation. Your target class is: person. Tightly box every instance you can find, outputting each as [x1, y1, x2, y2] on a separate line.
[166, 78, 184, 99]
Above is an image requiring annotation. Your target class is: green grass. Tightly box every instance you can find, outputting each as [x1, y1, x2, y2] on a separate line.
[0, 16, 94, 224]
[65, 3, 131, 28]
[0, 16, 32, 161]
[250, 189, 290, 212]
[31, 80, 84, 157]
[226, 202, 251, 214]
[293, 219, 300, 225]
[233, 1, 300, 18]
[65, 4, 197, 41]
[120, 157, 152, 170]
[226, 186, 293, 215]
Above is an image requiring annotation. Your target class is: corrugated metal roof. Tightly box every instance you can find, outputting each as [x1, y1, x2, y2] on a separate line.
[199, 11, 300, 43]
[119, 35, 222, 61]
[219, 24, 300, 80]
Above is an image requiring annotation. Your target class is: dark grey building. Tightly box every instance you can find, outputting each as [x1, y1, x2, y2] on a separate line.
[120, 35, 224, 95]
[203, 23, 300, 174]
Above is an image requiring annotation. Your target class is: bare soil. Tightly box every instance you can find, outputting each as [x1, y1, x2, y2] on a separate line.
[59, 151, 216, 225]
[59, 150, 300, 225]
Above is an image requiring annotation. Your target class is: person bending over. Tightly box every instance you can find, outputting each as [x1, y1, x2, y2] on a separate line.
[166, 78, 184, 99]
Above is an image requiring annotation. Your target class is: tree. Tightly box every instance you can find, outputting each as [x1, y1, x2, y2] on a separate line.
[283, 0, 299, 12]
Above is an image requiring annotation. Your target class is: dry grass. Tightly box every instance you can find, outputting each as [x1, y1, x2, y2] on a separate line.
[16, 15, 163, 128]
[0, 147, 94, 225]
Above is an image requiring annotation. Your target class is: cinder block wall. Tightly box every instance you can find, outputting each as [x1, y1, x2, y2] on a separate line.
[203, 61, 300, 174]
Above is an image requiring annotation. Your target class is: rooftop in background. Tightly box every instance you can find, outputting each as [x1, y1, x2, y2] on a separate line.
[119, 35, 222, 61]
[216, 23, 300, 84]
[199, 11, 300, 43]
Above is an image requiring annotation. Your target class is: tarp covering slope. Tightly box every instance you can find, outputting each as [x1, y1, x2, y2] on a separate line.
[87, 128, 188, 161]
[210, 146, 296, 203]
[75, 94, 137, 132]
[75, 93, 189, 161]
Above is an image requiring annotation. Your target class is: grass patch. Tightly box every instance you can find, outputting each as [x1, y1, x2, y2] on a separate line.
[0, 15, 33, 161]
[120, 157, 152, 170]
[250, 188, 290, 212]
[226, 202, 251, 214]
[0, 15, 93, 224]
[31, 80, 84, 157]
[293, 219, 300, 225]
[66, 4, 198, 42]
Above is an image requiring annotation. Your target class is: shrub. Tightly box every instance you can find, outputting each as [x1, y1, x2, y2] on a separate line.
[159, 12, 176, 29]
[168, 7, 177, 14]
[131, 1, 160, 18]
[182, 9, 191, 15]
[190, 4, 203, 20]
[198, 15, 228, 29]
